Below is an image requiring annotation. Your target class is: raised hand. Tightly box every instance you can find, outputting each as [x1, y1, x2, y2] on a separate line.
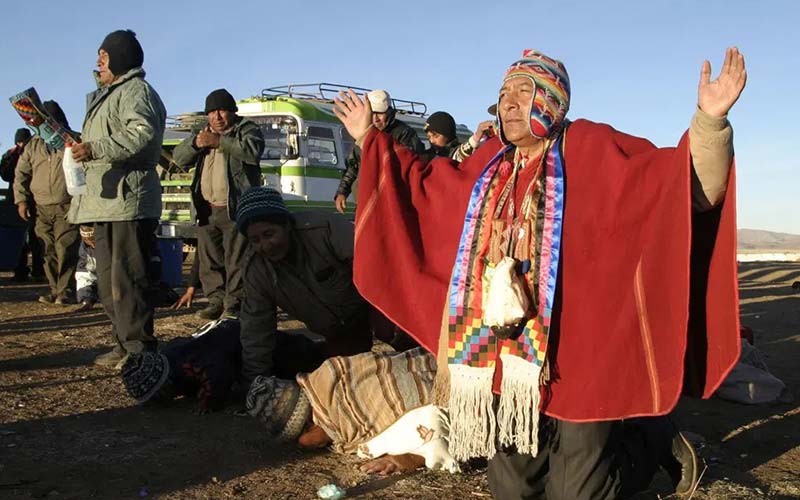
[698, 47, 747, 118]
[333, 90, 373, 143]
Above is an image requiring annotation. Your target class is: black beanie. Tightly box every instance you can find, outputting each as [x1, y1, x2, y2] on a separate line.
[14, 128, 32, 145]
[42, 101, 70, 130]
[424, 111, 457, 141]
[99, 29, 144, 76]
[204, 89, 238, 114]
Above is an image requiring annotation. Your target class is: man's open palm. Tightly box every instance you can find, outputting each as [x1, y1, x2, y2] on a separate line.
[698, 47, 747, 118]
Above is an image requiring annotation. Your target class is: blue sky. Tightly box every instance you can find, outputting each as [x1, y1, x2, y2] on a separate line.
[1, 0, 796, 233]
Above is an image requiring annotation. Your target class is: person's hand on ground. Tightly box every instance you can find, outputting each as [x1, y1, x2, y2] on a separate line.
[358, 453, 425, 475]
[172, 287, 195, 309]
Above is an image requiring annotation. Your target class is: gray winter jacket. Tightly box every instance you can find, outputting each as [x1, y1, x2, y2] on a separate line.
[68, 67, 166, 223]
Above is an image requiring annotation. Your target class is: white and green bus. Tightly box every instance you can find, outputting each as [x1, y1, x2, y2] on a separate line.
[158, 83, 472, 238]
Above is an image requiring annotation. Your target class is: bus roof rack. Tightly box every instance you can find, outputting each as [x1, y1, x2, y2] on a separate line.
[166, 112, 206, 131]
[261, 83, 427, 116]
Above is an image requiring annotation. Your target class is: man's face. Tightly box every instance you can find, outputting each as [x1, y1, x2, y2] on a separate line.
[372, 112, 389, 131]
[247, 220, 290, 262]
[208, 109, 236, 134]
[96, 49, 115, 86]
[82, 235, 96, 248]
[499, 76, 539, 148]
[426, 130, 449, 148]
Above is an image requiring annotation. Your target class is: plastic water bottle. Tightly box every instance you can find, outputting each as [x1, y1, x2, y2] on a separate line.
[63, 143, 87, 196]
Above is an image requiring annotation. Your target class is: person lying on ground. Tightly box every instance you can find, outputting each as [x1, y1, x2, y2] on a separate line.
[121, 318, 242, 413]
[246, 347, 459, 475]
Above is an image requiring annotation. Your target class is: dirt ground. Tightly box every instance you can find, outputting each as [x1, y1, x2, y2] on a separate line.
[1, 262, 798, 500]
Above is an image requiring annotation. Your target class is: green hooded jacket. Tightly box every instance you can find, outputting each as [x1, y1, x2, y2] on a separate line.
[68, 67, 166, 223]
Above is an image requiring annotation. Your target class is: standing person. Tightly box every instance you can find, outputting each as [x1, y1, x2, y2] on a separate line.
[334, 89, 425, 214]
[172, 89, 265, 320]
[334, 47, 745, 499]
[421, 111, 495, 163]
[1, 127, 44, 282]
[13, 101, 80, 304]
[69, 29, 166, 369]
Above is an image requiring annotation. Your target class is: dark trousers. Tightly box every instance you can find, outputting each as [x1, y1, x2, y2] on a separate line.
[488, 417, 670, 500]
[95, 219, 158, 354]
[197, 206, 247, 311]
[34, 203, 79, 297]
[15, 219, 44, 278]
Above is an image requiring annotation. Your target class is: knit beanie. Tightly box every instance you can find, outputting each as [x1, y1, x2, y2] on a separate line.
[497, 49, 570, 141]
[79, 225, 95, 239]
[204, 89, 238, 114]
[42, 101, 69, 130]
[14, 128, 32, 145]
[99, 30, 144, 76]
[236, 187, 292, 234]
[121, 352, 171, 404]
[424, 112, 457, 142]
[246, 375, 312, 441]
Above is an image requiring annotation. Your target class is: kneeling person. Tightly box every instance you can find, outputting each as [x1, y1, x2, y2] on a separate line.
[236, 187, 374, 383]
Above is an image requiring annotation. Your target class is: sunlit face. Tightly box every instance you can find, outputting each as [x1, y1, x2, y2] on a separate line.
[207, 109, 236, 134]
[96, 49, 115, 86]
[247, 220, 290, 261]
[82, 235, 96, 249]
[425, 130, 449, 147]
[372, 112, 389, 131]
[498, 76, 538, 148]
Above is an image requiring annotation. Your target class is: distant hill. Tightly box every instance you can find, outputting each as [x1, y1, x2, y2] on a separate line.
[738, 229, 800, 251]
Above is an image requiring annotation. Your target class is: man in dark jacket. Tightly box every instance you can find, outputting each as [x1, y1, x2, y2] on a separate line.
[70, 29, 167, 370]
[14, 101, 79, 304]
[173, 89, 265, 320]
[421, 111, 495, 164]
[1, 127, 44, 282]
[334, 89, 425, 214]
[236, 187, 376, 383]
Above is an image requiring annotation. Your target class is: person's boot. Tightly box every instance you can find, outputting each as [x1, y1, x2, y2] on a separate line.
[38, 293, 56, 304]
[196, 301, 224, 320]
[661, 426, 700, 497]
[55, 295, 73, 306]
[94, 349, 127, 369]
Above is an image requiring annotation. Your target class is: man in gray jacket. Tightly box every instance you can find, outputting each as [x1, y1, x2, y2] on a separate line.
[14, 101, 79, 304]
[172, 89, 265, 320]
[71, 29, 166, 369]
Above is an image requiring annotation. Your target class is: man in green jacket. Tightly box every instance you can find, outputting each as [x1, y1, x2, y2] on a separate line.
[14, 101, 80, 305]
[172, 89, 265, 320]
[70, 29, 167, 369]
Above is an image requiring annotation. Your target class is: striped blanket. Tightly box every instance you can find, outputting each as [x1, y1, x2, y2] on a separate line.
[297, 348, 436, 454]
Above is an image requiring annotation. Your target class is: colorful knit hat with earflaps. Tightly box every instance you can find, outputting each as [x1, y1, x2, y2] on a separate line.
[246, 375, 312, 442]
[121, 352, 171, 404]
[497, 49, 570, 142]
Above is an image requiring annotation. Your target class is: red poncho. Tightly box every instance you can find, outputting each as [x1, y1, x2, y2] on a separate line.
[353, 119, 739, 422]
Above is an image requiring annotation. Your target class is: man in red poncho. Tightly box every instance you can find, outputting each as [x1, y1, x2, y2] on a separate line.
[333, 47, 745, 499]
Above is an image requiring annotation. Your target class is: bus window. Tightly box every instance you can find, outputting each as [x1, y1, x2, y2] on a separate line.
[307, 126, 338, 167]
[253, 116, 299, 160]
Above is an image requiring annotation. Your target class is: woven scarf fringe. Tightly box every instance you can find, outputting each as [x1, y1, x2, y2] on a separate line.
[496, 354, 542, 457]
[447, 364, 497, 461]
